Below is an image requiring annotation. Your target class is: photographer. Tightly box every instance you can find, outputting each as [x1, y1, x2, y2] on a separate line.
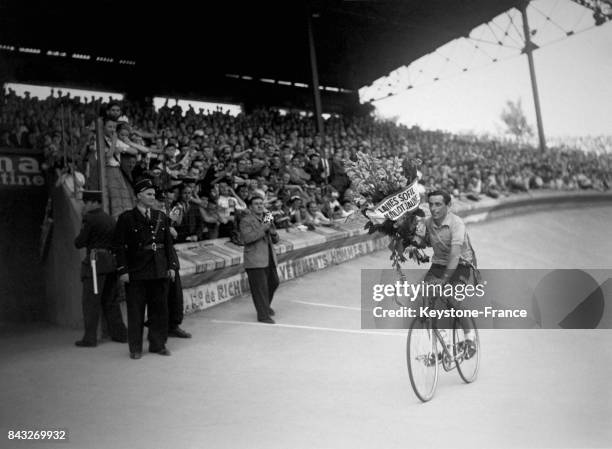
[239, 196, 280, 324]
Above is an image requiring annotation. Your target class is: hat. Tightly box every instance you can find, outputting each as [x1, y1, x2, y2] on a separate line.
[290, 195, 302, 202]
[134, 178, 155, 194]
[82, 190, 103, 203]
[193, 129, 205, 137]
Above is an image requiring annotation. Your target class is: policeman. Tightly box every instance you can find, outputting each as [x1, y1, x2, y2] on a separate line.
[74, 190, 127, 347]
[113, 178, 179, 359]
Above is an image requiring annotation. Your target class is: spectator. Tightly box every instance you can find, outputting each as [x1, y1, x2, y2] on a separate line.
[305, 153, 327, 184]
[120, 153, 138, 188]
[172, 184, 205, 243]
[1, 88, 610, 245]
[304, 201, 333, 227]
[287, 154, 311, 185]
[288, 196, 307, 225]
[268, 199, 292, 230]
[465, 175, 482, 201]
[330, 153, 350, 195]
[198, 197, 221, 239]
[334, 200, 357, 219]
[99, 118, 136, 218]
[320, 186, 341, 219]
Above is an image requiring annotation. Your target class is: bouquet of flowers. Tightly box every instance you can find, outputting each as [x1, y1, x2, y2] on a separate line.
[344, 152, 429, 273]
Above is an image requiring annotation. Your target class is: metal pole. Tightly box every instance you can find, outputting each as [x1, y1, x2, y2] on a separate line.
[95, 118, 109, 213]
[306, 3, 324, 141]
[60, 105, 67, 169]
[521, 2, 546, 152]
[68, 105, 77, 198]
[162, 144, 169, 214]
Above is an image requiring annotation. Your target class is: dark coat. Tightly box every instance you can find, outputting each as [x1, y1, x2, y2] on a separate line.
[74, 208, 117, 278]
[113, 207, 178, 280]
[330, 159, 350, 194]
[305, 161, 327, 184]
[173, 201, 205, 243]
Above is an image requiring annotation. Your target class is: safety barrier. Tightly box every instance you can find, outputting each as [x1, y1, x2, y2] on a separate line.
[175, 190, 612, 316]
[37, 186, 612, 326]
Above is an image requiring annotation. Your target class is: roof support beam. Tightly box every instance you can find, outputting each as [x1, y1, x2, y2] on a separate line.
[521, 2, 546, 152]
[306, 3, 324, 140]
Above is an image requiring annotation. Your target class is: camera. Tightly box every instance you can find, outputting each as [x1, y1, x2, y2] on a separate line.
[263, 212, 274, 224]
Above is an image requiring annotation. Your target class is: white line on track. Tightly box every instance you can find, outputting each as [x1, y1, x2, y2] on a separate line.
[209, 319, 405, 337]
[291, 299, 362, 311]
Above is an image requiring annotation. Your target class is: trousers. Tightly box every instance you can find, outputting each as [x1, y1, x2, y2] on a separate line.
[125, 278, 170, 353]
[168, 272, 184, 329]
[81, 273, 127, 344]
[425, 264, 475, 333]
[245, 262, 280, 321]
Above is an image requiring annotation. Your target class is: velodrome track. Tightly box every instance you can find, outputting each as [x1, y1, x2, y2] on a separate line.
[1, 205, 611, 449]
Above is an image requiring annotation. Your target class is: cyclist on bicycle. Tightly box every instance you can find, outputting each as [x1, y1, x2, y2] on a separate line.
[413, 190, 478, 352]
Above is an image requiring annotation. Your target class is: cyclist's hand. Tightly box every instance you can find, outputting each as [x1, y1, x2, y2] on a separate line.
[415, 220, 426, 238]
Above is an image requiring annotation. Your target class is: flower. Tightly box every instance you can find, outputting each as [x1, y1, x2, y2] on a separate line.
[346, 152, 429, 272]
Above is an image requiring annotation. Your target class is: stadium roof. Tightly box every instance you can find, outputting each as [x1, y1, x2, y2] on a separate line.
[0, 0, 521, 92]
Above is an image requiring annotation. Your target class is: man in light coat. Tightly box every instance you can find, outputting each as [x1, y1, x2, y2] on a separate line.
[239, 196, 280, 324]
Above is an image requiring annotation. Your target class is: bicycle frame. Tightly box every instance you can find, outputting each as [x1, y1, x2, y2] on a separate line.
[416, 318, 461, 371]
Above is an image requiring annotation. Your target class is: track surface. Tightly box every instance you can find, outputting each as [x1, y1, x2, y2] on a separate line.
[2, 206, 612, 449]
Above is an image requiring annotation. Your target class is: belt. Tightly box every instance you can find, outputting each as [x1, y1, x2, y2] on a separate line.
[143, 243, 165, 251]
[87, 248, 111, 257]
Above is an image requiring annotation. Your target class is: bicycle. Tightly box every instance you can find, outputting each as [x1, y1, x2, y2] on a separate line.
[405, 293, 481, 402]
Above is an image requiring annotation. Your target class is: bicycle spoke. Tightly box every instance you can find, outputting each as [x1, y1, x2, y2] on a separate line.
[407, 320, 439, 402]
[453, 318, 480, 383]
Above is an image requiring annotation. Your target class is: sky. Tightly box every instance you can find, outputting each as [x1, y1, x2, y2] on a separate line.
[2, 85, 244, 117]
[152, 97, 242, 116]
[4, 84, 124, 102]
[364, 0, 612, 139]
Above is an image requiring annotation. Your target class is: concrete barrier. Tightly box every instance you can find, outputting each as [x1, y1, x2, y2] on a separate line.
[176, 190, 612, 316]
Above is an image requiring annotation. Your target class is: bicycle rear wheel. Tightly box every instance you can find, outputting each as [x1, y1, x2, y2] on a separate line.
[453, 317, 480, 383]
[407, 318, 439, 402]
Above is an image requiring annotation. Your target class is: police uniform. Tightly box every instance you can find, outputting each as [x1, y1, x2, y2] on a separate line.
[74, 190, 127, 347]
[113, 179, 178, 357]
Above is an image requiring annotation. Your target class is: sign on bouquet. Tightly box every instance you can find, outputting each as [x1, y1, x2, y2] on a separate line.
[371, 180, 420, 221]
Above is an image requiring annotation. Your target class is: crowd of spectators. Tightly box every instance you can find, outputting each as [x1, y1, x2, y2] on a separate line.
[2, 86, 611, 243]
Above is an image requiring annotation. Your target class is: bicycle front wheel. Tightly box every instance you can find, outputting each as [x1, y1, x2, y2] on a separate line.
[407, 318, 439, 402]
[453, 317, 480, 383]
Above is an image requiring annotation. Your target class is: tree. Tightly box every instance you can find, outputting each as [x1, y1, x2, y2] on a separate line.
[500, 98, 533, 144]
